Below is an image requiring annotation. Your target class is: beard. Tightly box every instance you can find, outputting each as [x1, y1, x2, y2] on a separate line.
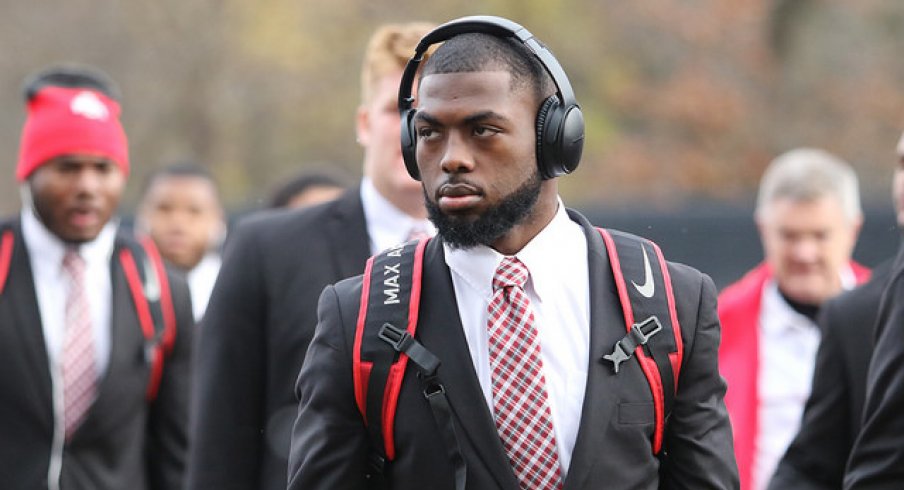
[426, 169, 542, 249]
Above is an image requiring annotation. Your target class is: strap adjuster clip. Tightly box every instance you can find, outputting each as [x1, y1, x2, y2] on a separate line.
[602, 316, 662, 373]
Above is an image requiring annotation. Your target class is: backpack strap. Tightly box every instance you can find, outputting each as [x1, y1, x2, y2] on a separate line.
[118, 235, 177, 401]
[0, 227, 14, 295]
[353, 238, 466, 490]
[597, 228, 684, 454]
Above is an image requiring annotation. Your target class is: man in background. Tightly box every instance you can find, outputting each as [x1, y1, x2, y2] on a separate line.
[768, 132, 904, 490]
[0, 65, 193, 489]
[718, 148, 869, 490]
[186, 22, 436, 490]
[267, 168, 348, 209]
[136, 162, 225, 322]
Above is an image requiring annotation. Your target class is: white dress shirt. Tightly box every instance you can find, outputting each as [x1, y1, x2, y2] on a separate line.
[187, 252, 221, 322]
[444, 202, 590, 475]
[21, 208, 115, 378]
[360, 178, 434, 255]
[753, 267, 858, 490]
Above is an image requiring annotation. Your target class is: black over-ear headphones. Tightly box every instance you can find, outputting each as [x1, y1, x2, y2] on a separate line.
[398, 15, 585, 181]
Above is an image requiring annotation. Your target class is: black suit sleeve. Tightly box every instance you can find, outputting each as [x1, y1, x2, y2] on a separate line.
[186, 220, 268, 489]
[147, 270, 194, 490]
[660, 269, 740, 489]
[287, 282, 371, 490]
[844, 268, 904, 489]
[769, 301, 857, 490]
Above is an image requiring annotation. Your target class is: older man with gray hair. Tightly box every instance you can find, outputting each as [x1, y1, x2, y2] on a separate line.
[717, 148, 871, 490]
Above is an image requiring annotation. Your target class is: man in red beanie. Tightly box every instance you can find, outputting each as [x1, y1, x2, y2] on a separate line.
[0, 64, 194, 490]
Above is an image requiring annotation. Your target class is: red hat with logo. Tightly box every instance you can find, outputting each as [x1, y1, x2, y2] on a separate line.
[17, 66, 129, 182]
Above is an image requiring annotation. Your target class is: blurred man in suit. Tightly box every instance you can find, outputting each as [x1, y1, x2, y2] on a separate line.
[186, 22, 436, 490]
[0, 65, 193, 489]
[136, 162, 225, 322]
[768, 132, 904, 490]
[719, 148, 869, 490]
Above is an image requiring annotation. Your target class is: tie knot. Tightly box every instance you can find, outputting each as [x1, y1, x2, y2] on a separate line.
[493, 257, 529, 290]
[62, 248, 85, 274]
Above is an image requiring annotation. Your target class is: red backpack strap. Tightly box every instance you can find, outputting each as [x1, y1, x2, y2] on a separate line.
[353, 238, 429, 459]
[118, 236, 177, 402]
[0, 229, 14, 295]
[597, 228, 683, 454]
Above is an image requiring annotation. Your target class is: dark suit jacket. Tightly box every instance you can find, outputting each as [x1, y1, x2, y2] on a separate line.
[768, 260, 892, 490]
[288, 210, 739, 489]
[844, 243, 904, 489]
[186, 188, 371, 490]
[0, 218, 193, 490]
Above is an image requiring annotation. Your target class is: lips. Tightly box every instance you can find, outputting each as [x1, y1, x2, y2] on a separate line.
[437, 182, 482, 212]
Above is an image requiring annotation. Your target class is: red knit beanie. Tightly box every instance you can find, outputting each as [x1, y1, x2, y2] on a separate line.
[17, 85, 129, 181]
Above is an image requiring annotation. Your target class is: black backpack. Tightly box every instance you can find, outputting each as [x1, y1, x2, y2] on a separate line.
[0, 225, 177, 401]
[353, 228, 683, 489]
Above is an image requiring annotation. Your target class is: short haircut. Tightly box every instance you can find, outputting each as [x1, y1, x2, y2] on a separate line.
[756, 148, 862, 222]
[22, 63, 121, 102]
[141, 161, 221, 203]
[420, 32, 554, 105]
[360, 22, 435, 105]
[268, 169, 348, 208]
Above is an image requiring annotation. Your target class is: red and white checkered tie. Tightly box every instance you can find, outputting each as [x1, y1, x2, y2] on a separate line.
[61, 248, 97, 440]
[487, 257, 563, 490]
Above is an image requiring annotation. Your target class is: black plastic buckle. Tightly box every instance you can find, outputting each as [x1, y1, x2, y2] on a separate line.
[602, 316, 663, 373]
[378, 323, 413, 353]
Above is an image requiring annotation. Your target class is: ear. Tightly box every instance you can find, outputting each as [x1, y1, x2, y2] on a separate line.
[355, 105, 370, 147]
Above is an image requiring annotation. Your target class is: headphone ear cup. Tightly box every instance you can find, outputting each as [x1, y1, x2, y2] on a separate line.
[536, 96, 585, 179]
[400, 109, 421, 181]
[535, 96, 557, 179]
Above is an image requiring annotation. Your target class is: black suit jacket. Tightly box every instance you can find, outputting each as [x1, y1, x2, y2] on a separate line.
[288, 210, 739, 489]
[186, 188, 372, 490]
[0, 218, 193, 490]
[768, 260, 892, 490]
[844, 243, 904, 489]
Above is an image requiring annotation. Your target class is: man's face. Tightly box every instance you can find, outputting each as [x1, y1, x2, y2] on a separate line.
[29, 155, 125, 243]
[758, 195, 861, 305]
[357, 71, 422, 209]
[413, 70, 552, 251]
[138, 175, 223, 270]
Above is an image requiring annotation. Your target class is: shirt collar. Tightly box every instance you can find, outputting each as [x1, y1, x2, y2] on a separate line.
[360, 177, 434, 254]
[444, 199, 584, 302]
[21, 207, 118, 270]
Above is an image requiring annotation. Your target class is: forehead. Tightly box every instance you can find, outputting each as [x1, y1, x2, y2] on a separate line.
[146, 175, 218, 200]
[416, 71, 530, 115]
[761, 195, 850, 230]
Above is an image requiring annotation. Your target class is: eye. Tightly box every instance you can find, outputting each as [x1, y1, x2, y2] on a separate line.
[417, 126, 438, 141]
[473, 126, 500, 138]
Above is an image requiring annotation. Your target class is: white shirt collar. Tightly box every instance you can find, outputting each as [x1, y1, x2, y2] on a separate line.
[444, 199, 584, 303]
[360, 177, 435, 255]
[759, 262, 858, 336]
[21, 207, 117, 269]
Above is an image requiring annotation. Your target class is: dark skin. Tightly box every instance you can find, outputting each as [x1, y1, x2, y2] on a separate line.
[413, 70, 559, 255]
[29, 154, 125, 244]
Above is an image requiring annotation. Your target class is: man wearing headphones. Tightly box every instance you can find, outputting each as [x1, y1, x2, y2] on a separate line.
[288, 16, 738, 490]
[186, 22, 436, 490]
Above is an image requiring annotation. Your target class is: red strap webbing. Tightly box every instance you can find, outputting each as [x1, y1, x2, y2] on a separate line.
[0, 230, 14, 295]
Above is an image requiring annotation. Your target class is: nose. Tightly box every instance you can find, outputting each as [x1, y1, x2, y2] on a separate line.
[789, 237, 820, 264]
[439, 131, 475, 175]
[74, 168, 103, 195]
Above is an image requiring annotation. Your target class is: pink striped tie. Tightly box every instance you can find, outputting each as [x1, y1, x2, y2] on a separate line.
[61, 248, 97, 440]
[487, 257, 563, 490]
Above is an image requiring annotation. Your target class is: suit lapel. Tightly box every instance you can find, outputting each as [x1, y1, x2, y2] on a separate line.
[2, 221, 55, 415]
[416, 238, 521, 490]
[322, 187, 372, 279]
[562, 213, 626, 490]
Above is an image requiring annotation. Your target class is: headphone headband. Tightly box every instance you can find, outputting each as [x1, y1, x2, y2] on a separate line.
[398, 15, 576, 114]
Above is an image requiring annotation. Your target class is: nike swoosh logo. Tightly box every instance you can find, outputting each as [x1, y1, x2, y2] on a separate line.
[631, 244, 655, 298]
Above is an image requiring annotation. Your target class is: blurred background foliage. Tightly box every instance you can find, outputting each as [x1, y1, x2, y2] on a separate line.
[1, 0, 903, 216]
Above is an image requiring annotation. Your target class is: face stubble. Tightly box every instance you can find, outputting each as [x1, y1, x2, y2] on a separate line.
[425, 168, 542, 250]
